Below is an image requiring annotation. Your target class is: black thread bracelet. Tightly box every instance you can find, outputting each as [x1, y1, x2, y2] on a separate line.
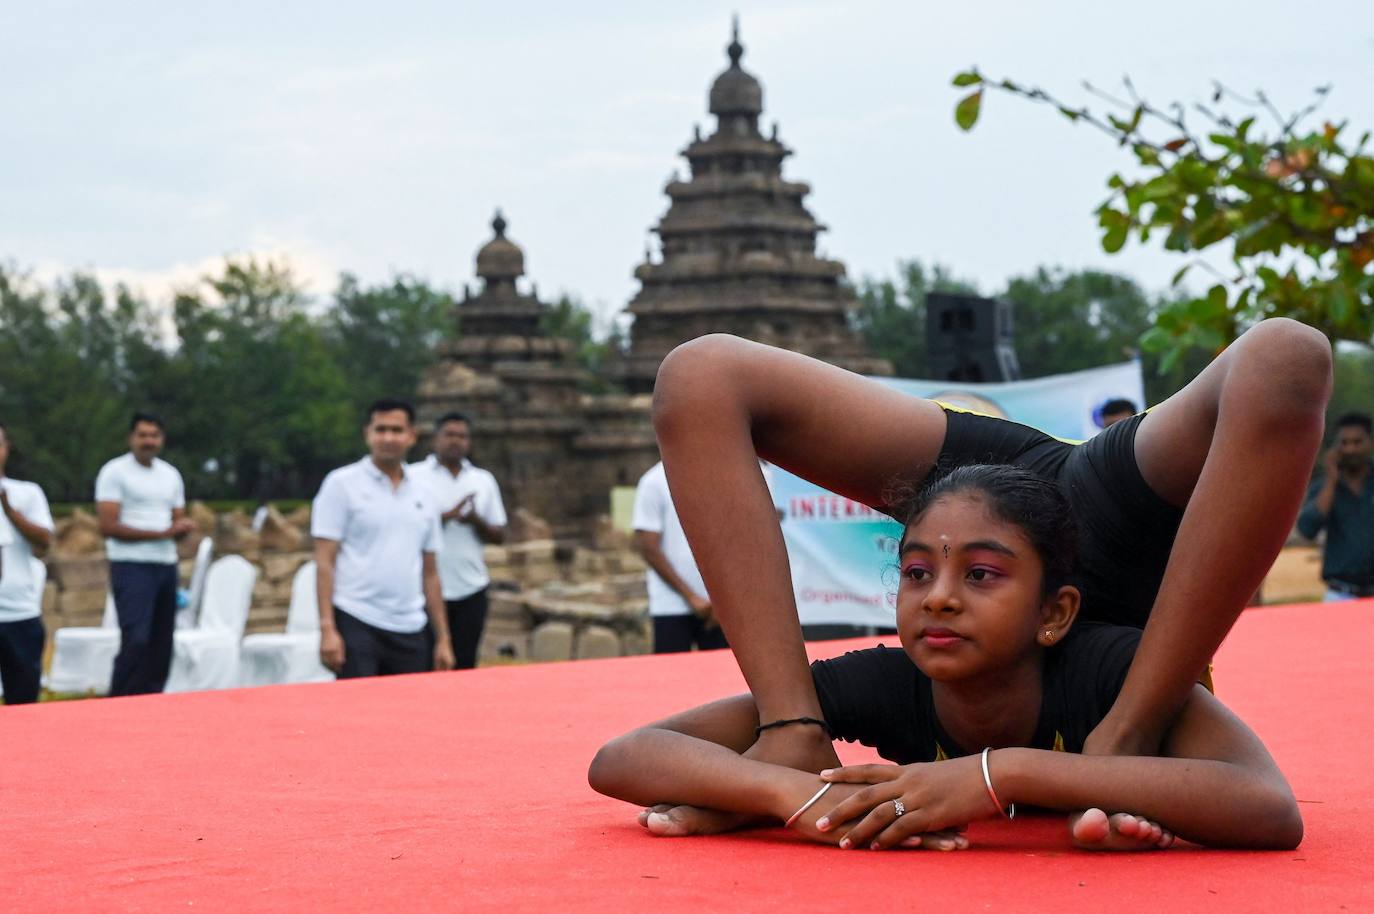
[755, 716, 834, 739]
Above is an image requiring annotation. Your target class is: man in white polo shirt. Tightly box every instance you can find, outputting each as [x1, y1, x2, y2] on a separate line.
[411, 412, 507, 670]
[313, 399, 455, 679]
[95, 412, 195, 696]
[633, 460, 781, 653]
[0, 421, 55, 705]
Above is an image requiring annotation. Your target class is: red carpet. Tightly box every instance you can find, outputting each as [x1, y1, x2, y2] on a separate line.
[3, 600, 1371, 912]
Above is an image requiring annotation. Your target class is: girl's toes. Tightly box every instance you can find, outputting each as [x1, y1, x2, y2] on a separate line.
[1071, 808, 1111, 845]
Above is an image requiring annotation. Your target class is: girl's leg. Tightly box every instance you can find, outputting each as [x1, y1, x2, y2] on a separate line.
[653, 334, 947, 773]
[1088, 317, 1332, 755]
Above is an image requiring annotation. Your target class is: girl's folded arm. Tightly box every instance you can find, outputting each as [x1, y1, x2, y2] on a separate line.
[587, 694, 823, 822]
[997, 685, 1302, 849]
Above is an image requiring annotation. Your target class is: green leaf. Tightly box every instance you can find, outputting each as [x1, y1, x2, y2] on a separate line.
[952, 70, 983, 88]
[1099, 209, 1130, 253]
[1059, 106, 1082, 122]
[1139, 326, 1172, 352]
[955, 90, 984, 131]
[1170, 264, 1191, 287]
[1205, 284, 1229, 312]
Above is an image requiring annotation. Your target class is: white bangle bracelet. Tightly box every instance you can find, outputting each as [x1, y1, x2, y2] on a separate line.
[784, 781, 834, 828]
[981, 747, 1015, 819]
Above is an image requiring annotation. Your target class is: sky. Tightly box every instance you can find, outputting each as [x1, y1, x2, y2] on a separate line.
[3, 1, 1371, 332]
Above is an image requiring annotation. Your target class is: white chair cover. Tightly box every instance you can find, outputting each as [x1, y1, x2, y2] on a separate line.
[176, 537, 214, 630]
[46, 590, 119, 695]
[238, 561, 335, 688]
[165, 555, 257, 692]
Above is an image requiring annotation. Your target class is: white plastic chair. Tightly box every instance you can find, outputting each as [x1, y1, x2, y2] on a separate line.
[238, 561, 335, 687]
[46, 588, 119, 695]
[176, 536, 214, 630]
[165, 555, 257, 692]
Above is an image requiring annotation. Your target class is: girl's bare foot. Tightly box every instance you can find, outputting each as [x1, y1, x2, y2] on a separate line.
[1070, 808, 1176, 851]
[637, 804, 753, 836]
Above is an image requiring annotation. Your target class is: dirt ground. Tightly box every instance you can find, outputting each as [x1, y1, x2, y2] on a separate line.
[1261, 544, 1326, 604]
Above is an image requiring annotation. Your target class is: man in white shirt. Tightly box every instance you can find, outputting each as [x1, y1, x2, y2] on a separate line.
[0, 422, 55, 705]
[95, 413, 195, 696]
[630, 462, 727, 653]
[410, 412, 507, 670]
[313, 399, 456, 679]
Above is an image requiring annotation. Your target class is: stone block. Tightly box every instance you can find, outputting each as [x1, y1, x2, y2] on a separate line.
[620, 624, 651, 657]
[506, 539, 557, 564]
[54, 508, 104, 557]
[259, 506, 305, 552]
[507, 510, 553, 544]
[529, 621, 574, 663]
[188, 501, 217, 533]
[261, 553, 309, 584]
[49, 557, 109, 593]
[176, 530, 207, 561]
[479, 627, 530, 663]
[57, 588, 108, 621]
[574, 624, 621, 660]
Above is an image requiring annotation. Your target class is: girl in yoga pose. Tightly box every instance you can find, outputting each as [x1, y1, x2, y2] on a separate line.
[588, 464, 1301, 850]
[630, 318, 1328, 837]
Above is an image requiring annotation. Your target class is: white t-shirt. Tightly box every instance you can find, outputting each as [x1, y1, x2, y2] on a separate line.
[632, 462, 778, 618]
[311, 457, 443, 633]
[93, 453, 186, 565]
[409, 455, 507, 601]
[0, 478, 54, 622]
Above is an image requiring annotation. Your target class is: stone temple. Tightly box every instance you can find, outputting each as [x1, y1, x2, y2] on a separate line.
[610, 20, 891, 392]
[416, 211, 658, 539]
[419, 21, 888, 538]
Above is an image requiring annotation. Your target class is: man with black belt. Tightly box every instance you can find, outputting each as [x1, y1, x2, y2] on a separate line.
[1298, 411, 1374, 601]
[0, 422, 55, 705]
[411, 412, 506, 670]
[313, 399, 455, 678]
[95, 413, 195, 696]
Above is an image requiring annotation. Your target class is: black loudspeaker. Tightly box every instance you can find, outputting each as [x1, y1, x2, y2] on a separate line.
[925, 293, 1021, 382]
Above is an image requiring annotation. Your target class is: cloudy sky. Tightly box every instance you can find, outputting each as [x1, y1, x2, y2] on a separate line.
[3, 1, 1371, 329]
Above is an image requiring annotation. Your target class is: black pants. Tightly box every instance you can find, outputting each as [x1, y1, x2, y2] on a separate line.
[335, 607, 432, 679]
[0, 616, 45, 704]
[445, 589, 489, 670]
[110, 561, 179, 696]
[652, 614, 729, 654]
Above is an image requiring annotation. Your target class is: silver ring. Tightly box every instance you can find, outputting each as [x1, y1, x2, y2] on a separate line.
[892, 799, 906, 817]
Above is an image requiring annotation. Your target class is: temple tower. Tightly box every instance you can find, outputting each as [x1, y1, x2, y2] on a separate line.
[417, 211, 659, 540]
[612, 19, 891, 391]
[416, 211, 589, 535]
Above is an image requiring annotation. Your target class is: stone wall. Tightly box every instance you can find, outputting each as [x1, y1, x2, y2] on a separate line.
[42, 503, 652, 665]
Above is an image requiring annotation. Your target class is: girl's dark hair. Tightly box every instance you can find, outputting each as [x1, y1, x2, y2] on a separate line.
[902, 464, 1078, 597]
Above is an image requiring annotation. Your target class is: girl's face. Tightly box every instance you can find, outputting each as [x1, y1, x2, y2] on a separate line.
[896, 492, 1054, 682]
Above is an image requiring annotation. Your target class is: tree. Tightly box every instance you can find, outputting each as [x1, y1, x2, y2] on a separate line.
[328, 273, 455, 419]
[852, 262, 978, 377]
[540, 295, 622, 392]
[1003, 267, 1151, 377]
[952, 70, 1374, 367]
[0, 265, 166, 500]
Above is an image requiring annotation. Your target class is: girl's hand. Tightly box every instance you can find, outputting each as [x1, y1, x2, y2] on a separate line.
[815, 759, 995, 850]
[782, 782, 969, 850]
